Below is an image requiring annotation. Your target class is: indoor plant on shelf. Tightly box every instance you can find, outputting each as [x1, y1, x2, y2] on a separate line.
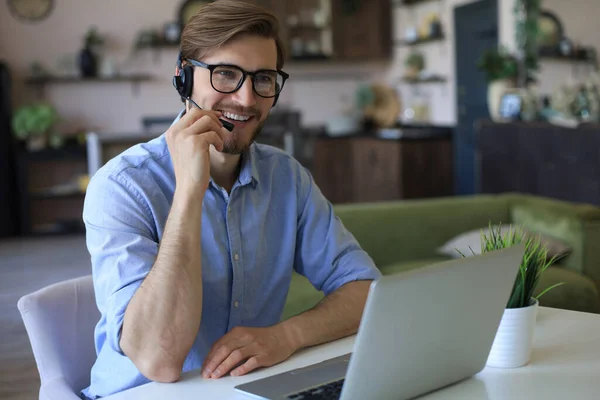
[11, 103, 60, 151]
[460, 224, 564, 368]
[478, 46, 519, 121]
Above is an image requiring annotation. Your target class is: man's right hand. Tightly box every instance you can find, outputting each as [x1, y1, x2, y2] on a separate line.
[166, 107, 227, 195]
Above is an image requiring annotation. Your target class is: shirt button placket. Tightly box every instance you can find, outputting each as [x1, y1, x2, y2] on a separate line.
[227, 194, 243, 328]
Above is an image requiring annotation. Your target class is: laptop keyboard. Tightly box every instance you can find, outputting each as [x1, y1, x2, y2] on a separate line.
[286, 379, 345, 400]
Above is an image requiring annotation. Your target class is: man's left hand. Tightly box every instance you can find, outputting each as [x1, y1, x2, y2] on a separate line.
[201, 325, 298, 379]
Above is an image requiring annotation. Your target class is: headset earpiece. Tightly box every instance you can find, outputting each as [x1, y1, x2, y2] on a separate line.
[174, 65, 194, 100]
[173, 52, 194, 101]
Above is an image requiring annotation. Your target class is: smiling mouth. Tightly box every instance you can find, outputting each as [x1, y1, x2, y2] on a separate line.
[220, 111, 255, 124]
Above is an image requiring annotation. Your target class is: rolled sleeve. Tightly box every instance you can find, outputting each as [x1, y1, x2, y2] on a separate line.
[84, 170, 159, 355]
[294, 167, 381, 296]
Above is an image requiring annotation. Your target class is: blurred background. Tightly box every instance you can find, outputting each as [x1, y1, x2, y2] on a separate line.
[2, 0, 600, 398]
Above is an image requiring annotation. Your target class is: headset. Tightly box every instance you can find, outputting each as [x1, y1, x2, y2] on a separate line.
[172, 52, 279, 120]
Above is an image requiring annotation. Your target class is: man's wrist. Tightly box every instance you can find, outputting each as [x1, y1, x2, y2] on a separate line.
[173, 185, 205, 212]
[278, 317, 306, 352]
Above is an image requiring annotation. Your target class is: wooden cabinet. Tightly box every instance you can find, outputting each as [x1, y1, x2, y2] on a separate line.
[312, 134, 454, 204]
[476, 121, 600, 205]
[331, 0, 392, 60]
[255, 0, 392, 62]
[15, 145, 88, 235]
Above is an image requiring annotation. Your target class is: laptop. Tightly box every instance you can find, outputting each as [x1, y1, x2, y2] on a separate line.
[235, 245, 525, 400]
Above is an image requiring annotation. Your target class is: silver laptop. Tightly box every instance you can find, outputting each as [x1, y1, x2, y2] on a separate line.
[235, 245, 525, 400]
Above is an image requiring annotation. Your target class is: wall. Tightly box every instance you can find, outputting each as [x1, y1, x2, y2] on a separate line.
[3, 0, 592, 133]
[0, 0, 386, 133]
[534, 0, 600, 95]
[391, 0, 516, 126]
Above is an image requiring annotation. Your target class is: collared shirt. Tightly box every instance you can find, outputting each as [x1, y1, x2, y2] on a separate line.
[81, 110, 381, 399]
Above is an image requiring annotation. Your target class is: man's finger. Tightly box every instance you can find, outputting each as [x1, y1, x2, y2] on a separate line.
[198, 131, 224, 152]
[211, 346, 256, 379]
[185, 115, 224, 138]
[230, 355, 263, 377]
[202, 339, 245, 378]
[178, 107, 222, 131]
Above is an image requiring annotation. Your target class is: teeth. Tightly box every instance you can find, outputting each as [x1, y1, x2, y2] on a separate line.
[223, 111, 250, 121]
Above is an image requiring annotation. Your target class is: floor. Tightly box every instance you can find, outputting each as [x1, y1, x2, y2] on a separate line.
[0, 234, 91, 400]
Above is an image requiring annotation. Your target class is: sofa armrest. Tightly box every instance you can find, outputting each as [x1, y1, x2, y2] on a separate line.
[333, 195, 509, 266]
[506, 194, 600, 289]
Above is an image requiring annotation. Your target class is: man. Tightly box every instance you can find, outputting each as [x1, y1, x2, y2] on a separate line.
[81, 1, 380, 398]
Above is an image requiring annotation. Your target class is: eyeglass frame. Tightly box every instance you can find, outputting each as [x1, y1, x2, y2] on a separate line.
[185, 58, 290, 99]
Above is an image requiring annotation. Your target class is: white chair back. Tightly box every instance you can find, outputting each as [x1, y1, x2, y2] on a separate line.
[17, 275, 99, 399]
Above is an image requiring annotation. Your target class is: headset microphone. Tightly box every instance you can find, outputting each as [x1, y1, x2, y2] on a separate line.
[187, 96, 235, 132]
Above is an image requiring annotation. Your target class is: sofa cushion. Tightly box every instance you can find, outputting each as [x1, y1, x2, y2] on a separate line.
[535, 266, 600, 313]
[281, 272, 326, 321]
[437, 224, 571, 259]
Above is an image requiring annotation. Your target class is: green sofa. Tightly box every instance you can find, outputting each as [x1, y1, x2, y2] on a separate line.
[281, 193, 600, 320]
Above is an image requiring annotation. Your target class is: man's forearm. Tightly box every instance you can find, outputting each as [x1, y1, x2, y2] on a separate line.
[280, 280, 373, 351]
[120, 188, 203, 382]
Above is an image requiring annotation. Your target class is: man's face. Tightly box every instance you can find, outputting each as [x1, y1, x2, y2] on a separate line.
[190, 35, 278, 154]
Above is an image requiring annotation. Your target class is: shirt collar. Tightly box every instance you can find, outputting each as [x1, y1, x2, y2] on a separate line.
[171, 108, 260, 189]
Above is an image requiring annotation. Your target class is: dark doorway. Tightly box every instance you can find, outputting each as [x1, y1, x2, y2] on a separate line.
[454, 0, 498, 195]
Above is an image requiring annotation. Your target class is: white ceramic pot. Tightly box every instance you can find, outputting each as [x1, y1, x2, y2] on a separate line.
[487, 79, 513, 121]
[486, 298, 538, 368]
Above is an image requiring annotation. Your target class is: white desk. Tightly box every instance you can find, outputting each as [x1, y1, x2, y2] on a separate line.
[104, 307, 600, 400]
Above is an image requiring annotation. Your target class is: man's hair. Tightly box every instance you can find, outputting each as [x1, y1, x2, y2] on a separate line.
[180, 0, 285, 70]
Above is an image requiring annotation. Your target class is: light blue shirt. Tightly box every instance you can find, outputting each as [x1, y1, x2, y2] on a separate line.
[81, 110, 380, 399]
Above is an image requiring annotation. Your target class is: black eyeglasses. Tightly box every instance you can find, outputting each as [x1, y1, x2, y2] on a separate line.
[186, 59, 289, 98]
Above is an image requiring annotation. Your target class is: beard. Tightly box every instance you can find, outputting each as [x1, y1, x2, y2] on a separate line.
[221, 118, 265, 154]
[212, 101, 266, 155]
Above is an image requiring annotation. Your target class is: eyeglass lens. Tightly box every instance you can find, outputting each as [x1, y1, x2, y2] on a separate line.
[212, 66, 283, 97]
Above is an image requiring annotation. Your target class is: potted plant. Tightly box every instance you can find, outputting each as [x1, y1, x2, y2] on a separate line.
[463, 224, 564, 368]
[11, 103, 60, 151]
[477, 46, 519, 121]
[404, 52, 425, 79]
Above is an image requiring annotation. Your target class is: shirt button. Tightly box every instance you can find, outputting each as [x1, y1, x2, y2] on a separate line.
[234, 301, 239, 308]
[234, 253, 239, 261]
[228, 207, 232, 213]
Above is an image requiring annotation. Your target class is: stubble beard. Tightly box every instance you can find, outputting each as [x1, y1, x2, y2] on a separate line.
[221, 119, 265, 154]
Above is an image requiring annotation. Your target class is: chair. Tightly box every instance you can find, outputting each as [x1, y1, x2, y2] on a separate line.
[17, 275, 99, 400]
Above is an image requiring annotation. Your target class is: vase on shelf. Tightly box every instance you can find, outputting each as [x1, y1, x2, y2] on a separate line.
[487, 79, 515, 121]
[79, 47, 97, 78]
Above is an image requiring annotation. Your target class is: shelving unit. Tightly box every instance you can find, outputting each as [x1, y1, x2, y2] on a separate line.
[396, 34, 445, 47]
[15, 144, 88, 236]
[402, 76, 447, 84]
[25, 74, 153, 96]
[398, 0, 440, 6]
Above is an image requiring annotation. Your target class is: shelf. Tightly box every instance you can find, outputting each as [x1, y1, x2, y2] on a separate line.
[540, 54, 595, 62]
[30, 191, 85, 200]
[24, 74, 152, 96]
[397, 34, 445, 47]
[25, 74, 153, 85]
[398, 0, 440, 6]
[135, 39, 179, 50]
[31, 220, 85, 236]
[288, 24, 331, 31]
[18, 144, 86, 161]
[290, 54, 331, 61]
[539, 46, 597, 63]
[401, 76, 447, 84]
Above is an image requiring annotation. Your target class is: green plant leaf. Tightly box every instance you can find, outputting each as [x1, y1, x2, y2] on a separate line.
[536, 282, 565, 300]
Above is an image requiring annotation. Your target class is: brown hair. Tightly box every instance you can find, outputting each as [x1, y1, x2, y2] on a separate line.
[180, 0, 285, 70]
